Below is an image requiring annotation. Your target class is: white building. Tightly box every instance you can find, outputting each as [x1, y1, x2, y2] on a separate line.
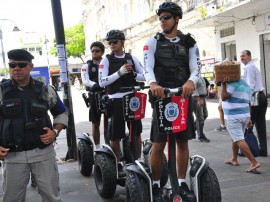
[180, 0, 270, 97]
[82, 0, 270, 96]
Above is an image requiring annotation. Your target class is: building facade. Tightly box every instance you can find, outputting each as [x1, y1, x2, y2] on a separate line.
[82, 0, 270, 97]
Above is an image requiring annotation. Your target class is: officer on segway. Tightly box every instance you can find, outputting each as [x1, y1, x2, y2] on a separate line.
[143, 2, 201, 201]
[81, 41, 106, 149]
[99, 29, 145, 164]
[94, 29, 145, 199]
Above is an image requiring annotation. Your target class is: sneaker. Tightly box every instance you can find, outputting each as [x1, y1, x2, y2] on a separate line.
[152, 184, 162, 202]
[215, 125, 227, 131]
[178, 182, 196, 202]
[198, 137, 210, 143]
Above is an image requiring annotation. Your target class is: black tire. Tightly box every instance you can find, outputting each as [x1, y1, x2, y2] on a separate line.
[94, 153, 117, 198]
[144, 153, 168, 187]
[199, 167, 222, 202]
[126, 171, 150, 202]
[77, 140, 94, 176]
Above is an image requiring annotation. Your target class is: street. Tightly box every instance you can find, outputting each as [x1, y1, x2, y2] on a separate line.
[0, 87, 270, 202]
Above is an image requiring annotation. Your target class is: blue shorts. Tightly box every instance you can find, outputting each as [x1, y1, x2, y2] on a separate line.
[226, 117, 250, 142]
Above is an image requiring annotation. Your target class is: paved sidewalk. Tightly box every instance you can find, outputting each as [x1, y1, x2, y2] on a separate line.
[0, 90, 269, 202]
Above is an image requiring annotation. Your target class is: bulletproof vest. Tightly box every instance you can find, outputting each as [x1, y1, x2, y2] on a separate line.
[154, 32, 195, 88]
[106, 53, 137, 94]
[0, 79, 53, 152]
[87, 60, 99, 83]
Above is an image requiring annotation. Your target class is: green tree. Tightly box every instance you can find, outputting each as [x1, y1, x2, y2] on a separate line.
[198, 7, 207, 19]
[50, 23, 86, 63]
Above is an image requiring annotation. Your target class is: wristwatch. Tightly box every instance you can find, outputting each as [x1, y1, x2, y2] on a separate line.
[53, 129, 60, 137]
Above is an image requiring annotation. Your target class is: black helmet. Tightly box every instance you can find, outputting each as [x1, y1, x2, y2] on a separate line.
[105, 29, 125, 41]
[156, 2, 183, 19]
[90, 41, 105, 52]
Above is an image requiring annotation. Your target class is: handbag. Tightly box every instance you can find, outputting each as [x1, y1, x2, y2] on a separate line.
[240, 128, 260, 157]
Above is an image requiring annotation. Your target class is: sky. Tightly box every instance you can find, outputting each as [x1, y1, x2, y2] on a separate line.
[0, 0, 83, 38]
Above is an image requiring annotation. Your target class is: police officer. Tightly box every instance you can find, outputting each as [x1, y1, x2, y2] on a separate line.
[81, 41, 105, 148]
[143, 2, 201, 201]
[99, 30, 145, 163]
[0, 49, 68, 202]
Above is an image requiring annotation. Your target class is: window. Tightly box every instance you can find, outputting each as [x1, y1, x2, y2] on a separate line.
[36, 47, 42, 55]
[220, 27, 235, 38]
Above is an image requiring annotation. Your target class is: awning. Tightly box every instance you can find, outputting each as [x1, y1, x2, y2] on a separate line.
[182, 0, 270, 29]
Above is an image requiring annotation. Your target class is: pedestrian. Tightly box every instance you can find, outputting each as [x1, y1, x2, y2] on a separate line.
[98, 30, 145, 164]
[241, 50, 268, 157]
[207, 83, 217, 99]
[74, 75, 81, 91]
[143, 2, 200, 201]
[0, 49, 68, 201]
[221, 77, 261, 172]
[81, 41, 105, 149]
[193, 76, 210, 142]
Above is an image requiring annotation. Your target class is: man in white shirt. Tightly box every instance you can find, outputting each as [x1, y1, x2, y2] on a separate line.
[241, 50, 268, 157]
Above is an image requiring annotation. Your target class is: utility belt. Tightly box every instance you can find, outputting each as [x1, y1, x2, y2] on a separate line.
[6, 142, 49, 152]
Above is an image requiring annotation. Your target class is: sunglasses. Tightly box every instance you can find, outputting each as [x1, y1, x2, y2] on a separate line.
[8, 62, 30, 69]
[108, 40, 119, 45]
[159, 14, 173, 21]
[91, 49, 101, 53]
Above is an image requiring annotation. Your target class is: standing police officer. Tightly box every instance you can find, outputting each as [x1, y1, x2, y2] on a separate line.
[0, 49, 68, 202]
[143, 2, 201, 201]
[81, 41, 105, 148]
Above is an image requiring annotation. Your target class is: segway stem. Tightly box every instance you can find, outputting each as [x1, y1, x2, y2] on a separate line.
[129, 121, 136, 163]
[167, 134, 179, 195]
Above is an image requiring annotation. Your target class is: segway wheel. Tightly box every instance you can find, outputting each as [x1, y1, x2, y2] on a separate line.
[94, 153, 117, 198]
[144, 153, 168, 187]
[125, 171, 150, 202]
[200, 167, 221, 202]
[77, 140, 94, 176]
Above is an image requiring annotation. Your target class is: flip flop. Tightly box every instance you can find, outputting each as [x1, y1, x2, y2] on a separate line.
[246, 164, 261, 173]
[225, 160, 240, 166]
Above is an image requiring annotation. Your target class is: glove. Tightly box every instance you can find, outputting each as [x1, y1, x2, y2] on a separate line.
[117, 65, 129, 76]
[92, 83, 102, 92]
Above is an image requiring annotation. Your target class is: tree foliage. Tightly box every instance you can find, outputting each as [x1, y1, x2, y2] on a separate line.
[50, 23, 86, 63]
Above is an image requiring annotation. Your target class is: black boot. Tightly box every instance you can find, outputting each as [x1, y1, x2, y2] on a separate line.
[178, 182, 196, 201]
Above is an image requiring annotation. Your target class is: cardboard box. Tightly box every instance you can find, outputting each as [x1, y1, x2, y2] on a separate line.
[214, 61, 240, 83]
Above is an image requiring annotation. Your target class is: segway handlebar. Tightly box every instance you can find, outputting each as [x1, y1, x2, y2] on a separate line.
[120, 83, 150, 92]
[164, 87, 183, 95]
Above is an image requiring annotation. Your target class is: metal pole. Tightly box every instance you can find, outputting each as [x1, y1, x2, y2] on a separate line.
[0, 28, 7, 77]
[50, 0, 78, 160]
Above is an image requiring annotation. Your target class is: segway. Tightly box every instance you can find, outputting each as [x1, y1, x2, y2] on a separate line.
[77, 90, 109, 177]
[125, 87, 221, 202]
[94, 83, 149, 199]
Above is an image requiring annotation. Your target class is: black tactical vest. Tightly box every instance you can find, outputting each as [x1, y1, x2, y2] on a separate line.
[87, 60, 99, 84]
[107, 53, 137, 94]
[0, 79, 53, 152]
[154, 31, 196, 88]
